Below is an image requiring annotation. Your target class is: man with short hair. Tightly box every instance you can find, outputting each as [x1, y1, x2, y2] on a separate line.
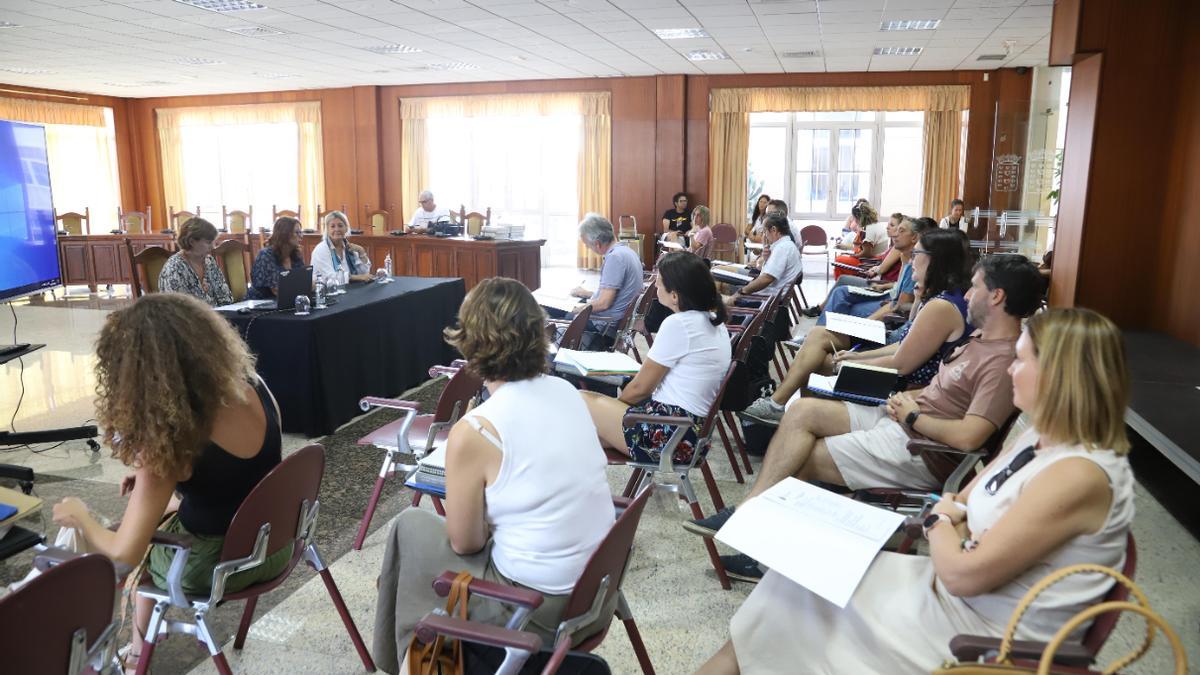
[686, 254, 1044, 583]
[409, 190, 450, 231]
[661, 192, 691, 239]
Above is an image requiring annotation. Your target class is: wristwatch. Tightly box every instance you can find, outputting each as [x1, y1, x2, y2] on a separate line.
[905, 410, 921, 430]
[922, 512, 951, 539]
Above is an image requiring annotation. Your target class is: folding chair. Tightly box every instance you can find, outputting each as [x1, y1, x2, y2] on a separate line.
[947, 533, 1139, 671]
[614, 362, 740, 589]
[133, 445, 375, 674]
[614, 276, 657, 362]
[354, 364, 484, 549]
[0, 553, 121, 674]
[413, 489, 656, 675]
[548, 304, 594, 351]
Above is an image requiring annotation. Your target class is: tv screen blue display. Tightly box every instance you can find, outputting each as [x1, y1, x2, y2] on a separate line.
[0, 119, 60, 302]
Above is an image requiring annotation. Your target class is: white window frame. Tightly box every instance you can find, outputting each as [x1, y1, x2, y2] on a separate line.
[752, 112, 924, 220]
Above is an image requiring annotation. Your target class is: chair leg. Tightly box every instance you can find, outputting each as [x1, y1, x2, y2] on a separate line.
[622, 467, 643, 498]
[211, 651, 234, 675]
[715, 417, 744, 484]
[353, 474, 388, 551]
[318, 568, 378, 672]
[196, 613, 231, 675]
[771, 352, 786, 380]
[623, 617, 656, 675]
[134, 640, 156, 675]
[411, 491, 423, 508]
[431, 496, 445, 516]
[722, 411, 753, 475]
[233, 595, 259, 650]
[688, 500, 732, 591]
[699, 460, 725, 512]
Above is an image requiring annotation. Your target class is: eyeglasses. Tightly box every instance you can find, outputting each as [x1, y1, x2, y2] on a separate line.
[911, 249, 931, 257]
[984, 445, 1036, 495]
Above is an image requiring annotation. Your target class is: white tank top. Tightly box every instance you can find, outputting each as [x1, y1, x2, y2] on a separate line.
[469, 375, 614, 595]
[961, 428, 1135, 640]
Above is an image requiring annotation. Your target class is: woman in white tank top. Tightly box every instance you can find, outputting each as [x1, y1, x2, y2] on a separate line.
[373, 278, 613, 674]
[696, 307, 1137, 675]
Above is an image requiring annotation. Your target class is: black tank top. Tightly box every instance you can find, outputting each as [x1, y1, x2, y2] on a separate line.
[176, 378, 282, 536]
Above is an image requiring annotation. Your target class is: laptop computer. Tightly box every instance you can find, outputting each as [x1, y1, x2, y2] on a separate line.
[276, 265, 314, 311]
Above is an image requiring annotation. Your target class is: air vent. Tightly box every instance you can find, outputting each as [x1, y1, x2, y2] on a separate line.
[653, 28, 709, 40]
[174, 0, 265, 12]
[174, 56, 223, 65]
[781, 50, 820, 58]
[880, 19, 941, 31]
[976, 54, 1007, 61]
[364, 44, 423, 55]
[425, 62, 479, 71]
[0, 21, 22, 28]
[873, 46, 923, 56]
[224, 25, 284, 37]
[687, 50, 728, 61]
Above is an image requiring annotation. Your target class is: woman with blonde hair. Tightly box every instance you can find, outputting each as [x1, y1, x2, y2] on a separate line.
[373, 277, 614, 674]
[51, 293, 291, 671]
[311, 210, 372, 285]
[697, 307, 1135, 675]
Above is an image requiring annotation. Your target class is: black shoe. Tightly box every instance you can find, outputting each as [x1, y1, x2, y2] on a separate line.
[720, 553, 765, 583]
[682, 506, 735, 537]
[801, 305, 822, 318]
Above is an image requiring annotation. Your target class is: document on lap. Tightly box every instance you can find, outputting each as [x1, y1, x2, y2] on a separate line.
[824, 311, 887, 345]
[715, 478, 904, 608]
[533, 291, 584, 314]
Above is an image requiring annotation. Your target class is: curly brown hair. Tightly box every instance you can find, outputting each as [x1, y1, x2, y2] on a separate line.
[444, 277, 547, 382]
[177, 217, 218, 251]
[94, 293, 257, 479]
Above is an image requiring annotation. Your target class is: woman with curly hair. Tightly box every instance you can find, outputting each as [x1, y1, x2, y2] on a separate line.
[373, 277, 614, 674]
[51, 293, 291, 671]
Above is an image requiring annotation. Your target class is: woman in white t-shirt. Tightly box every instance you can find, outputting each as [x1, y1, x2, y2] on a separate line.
[582, 252, 732, 465]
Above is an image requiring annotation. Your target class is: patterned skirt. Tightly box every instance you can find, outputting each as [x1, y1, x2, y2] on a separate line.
[622, 399, 705, 465]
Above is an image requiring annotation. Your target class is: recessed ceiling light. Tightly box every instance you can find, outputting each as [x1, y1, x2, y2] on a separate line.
[976, 54, 1007, 61]
[880, 19, 941, 31]
[781, 50, 820, 58]
[687, 50, 729, 61]
[252, 71, 297, 79]
[174, 56, 224, 65]
[224, 25, 284, 37]
[364, 44, 422, 55]
[653, 28, 709, 40]
[426, 62, 479, 71]
[0, 21, 22, 28]
[0, 66, 54, 74]
[174, 0, 265, 12]
[873, 46, 923, 56]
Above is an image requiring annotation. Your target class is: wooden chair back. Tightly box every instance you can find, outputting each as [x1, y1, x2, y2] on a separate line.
[118, 207, 152, 234]
[363, 204, 394, 235]
[125, 238, 173, 297]
[54, 207, 89, 236]
[316, 204, 348, 233]
[273, 205, 301, 228]
[168, 206, 200, 232]
[459, 205, 492, 237]
[223, 206, 252, 234]
[214, 237, 251, 302]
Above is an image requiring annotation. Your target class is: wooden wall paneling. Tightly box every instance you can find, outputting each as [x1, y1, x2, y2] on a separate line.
[610, 77, 659, 264]
[352, 86, 382, 221]
[655, 75, 687, 245]
[685, 75, 711, 208]
[318, 89, 358, 224]
[1047, 54, 1102, 309]
[1048, 0, 1082, 66]
[985, 69, 1033, 220]
[963, 76, 996, 212]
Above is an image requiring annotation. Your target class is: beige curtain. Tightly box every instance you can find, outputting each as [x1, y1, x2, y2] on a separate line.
[0, 97, 107, 126]
[44, 119, 121, 234]
[399, 91, 612, 269]
[155, 102, 325, 225]
[921, 111, 964, 223]
[709, 85, 970, 239]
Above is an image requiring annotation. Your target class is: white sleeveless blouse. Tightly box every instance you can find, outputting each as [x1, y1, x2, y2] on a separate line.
[961, 427, 1135, 640]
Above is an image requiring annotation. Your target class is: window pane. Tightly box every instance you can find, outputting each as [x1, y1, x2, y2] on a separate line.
[881, 125, 923, 218]
[748, 125, 787, 218]
[814, 111, 875, 121]
[794, 129, 830, 213]
[835, 128, 872, 213]
[885, 111, 923, 122]
[179, 122, 300, 227]
[751, 111, 790, 124]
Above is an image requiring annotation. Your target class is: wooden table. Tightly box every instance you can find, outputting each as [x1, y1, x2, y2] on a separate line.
[57, 233, 545, 292]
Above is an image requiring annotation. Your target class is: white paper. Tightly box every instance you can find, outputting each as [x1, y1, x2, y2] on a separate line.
[215, 299, 274, 312]
[533, 291, 584, 314]
[824, 312, 887, 344]
[660, 240, 684, 250]
[715, 478, 904, 608]
[807, 373, 837, 393]
[418, 443, 448, 469]
[713, 269, 753, 283]
[847, 286, 888, 298]
[554, 348, 640, 374]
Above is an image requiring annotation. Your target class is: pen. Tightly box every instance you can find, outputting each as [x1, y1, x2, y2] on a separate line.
[927, 493, 968, 511]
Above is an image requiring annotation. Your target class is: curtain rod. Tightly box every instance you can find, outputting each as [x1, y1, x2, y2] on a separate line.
[0, 87, 90, 102]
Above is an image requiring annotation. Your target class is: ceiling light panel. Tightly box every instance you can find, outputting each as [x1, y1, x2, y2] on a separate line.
[874, 46, 923, 56]
[653, 28, 710, 40]
[425, 62, 480, 71]
[687, 50, 729, 61]
[174, 0, 266, 13]
[224, 25, 285, 36]
[363, 44, 423, 55]
[0, 21, 21, 28]
[880, 19, 941, 31]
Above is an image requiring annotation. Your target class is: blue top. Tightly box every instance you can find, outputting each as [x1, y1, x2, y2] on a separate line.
[590, 242, 643, 334]
[892, 288, 972, 387]
[891, 262, 915, 303]
[249, 247, 305, 300]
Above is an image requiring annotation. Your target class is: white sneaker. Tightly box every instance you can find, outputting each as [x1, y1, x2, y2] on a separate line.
[741, 396, 784, 426]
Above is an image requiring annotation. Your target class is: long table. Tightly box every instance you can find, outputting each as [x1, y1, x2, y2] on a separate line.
[219, 277, 465, 437]
[57, 232, 544, 292]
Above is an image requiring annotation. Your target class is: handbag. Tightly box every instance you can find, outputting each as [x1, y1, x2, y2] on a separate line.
[933, 563, 1188, 674]
[407, 570, 474, 675]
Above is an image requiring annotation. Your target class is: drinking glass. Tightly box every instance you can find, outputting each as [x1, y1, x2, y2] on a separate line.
[294, 295, 311, 316]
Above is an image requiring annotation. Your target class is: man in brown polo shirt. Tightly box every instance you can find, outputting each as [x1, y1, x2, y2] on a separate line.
[684, 255, 1044, 581]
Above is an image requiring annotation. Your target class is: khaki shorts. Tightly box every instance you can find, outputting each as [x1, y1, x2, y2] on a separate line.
[824, 403, 940, 491]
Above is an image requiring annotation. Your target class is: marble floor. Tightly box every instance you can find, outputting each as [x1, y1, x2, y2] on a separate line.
[2, 262, 1196, 674]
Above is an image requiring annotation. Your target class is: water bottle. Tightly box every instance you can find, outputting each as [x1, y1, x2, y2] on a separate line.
[384, 252, 393, 278]
[314, 279, 326, 309]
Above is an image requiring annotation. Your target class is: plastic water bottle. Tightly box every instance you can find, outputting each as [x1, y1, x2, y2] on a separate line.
[314, 280, 326, 309]
[384, 252, 393, 278]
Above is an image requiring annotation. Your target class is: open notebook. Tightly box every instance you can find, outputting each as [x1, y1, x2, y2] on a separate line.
[807, 362, 899, 406]
[824, 312, 887, 345]
[555, 348, 641, 377]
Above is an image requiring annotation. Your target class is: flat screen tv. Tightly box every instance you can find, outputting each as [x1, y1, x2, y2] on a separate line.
[0, 119, 60, 303]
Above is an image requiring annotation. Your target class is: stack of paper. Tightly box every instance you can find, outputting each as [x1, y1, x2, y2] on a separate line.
[824, 312, 887, 344]
[715, 478, 904, 607]
[847, 286, 888, 298]
[555, 348, 641, 376]
[406, 444, 447, 492]
[534, 291, 583, 314]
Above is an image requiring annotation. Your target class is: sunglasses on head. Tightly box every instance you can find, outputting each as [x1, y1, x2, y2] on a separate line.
[985, 445, 1037, 495]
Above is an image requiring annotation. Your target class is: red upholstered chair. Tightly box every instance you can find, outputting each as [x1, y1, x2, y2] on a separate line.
[354, 364, 484, 549]
[798, 224, 830, 284]
[549, 304, 594, 351]
[0, 553, 121, 674]
[413, 489, 656, 675]
[133, 445, 375, 675]
[710, 223, 739, 261]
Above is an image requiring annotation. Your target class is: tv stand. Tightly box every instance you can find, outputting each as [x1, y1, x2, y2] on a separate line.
[0, 343, 43, 365]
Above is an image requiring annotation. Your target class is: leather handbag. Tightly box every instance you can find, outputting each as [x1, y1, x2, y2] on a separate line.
[408, 570, 473, 675]
[933, 563, 1187, 674]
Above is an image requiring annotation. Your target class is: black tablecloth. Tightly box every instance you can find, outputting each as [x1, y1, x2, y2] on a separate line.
[220, 277, 464, 437]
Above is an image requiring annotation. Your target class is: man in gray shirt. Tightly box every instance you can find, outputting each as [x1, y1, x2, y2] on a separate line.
[568, 213, 644, 349]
